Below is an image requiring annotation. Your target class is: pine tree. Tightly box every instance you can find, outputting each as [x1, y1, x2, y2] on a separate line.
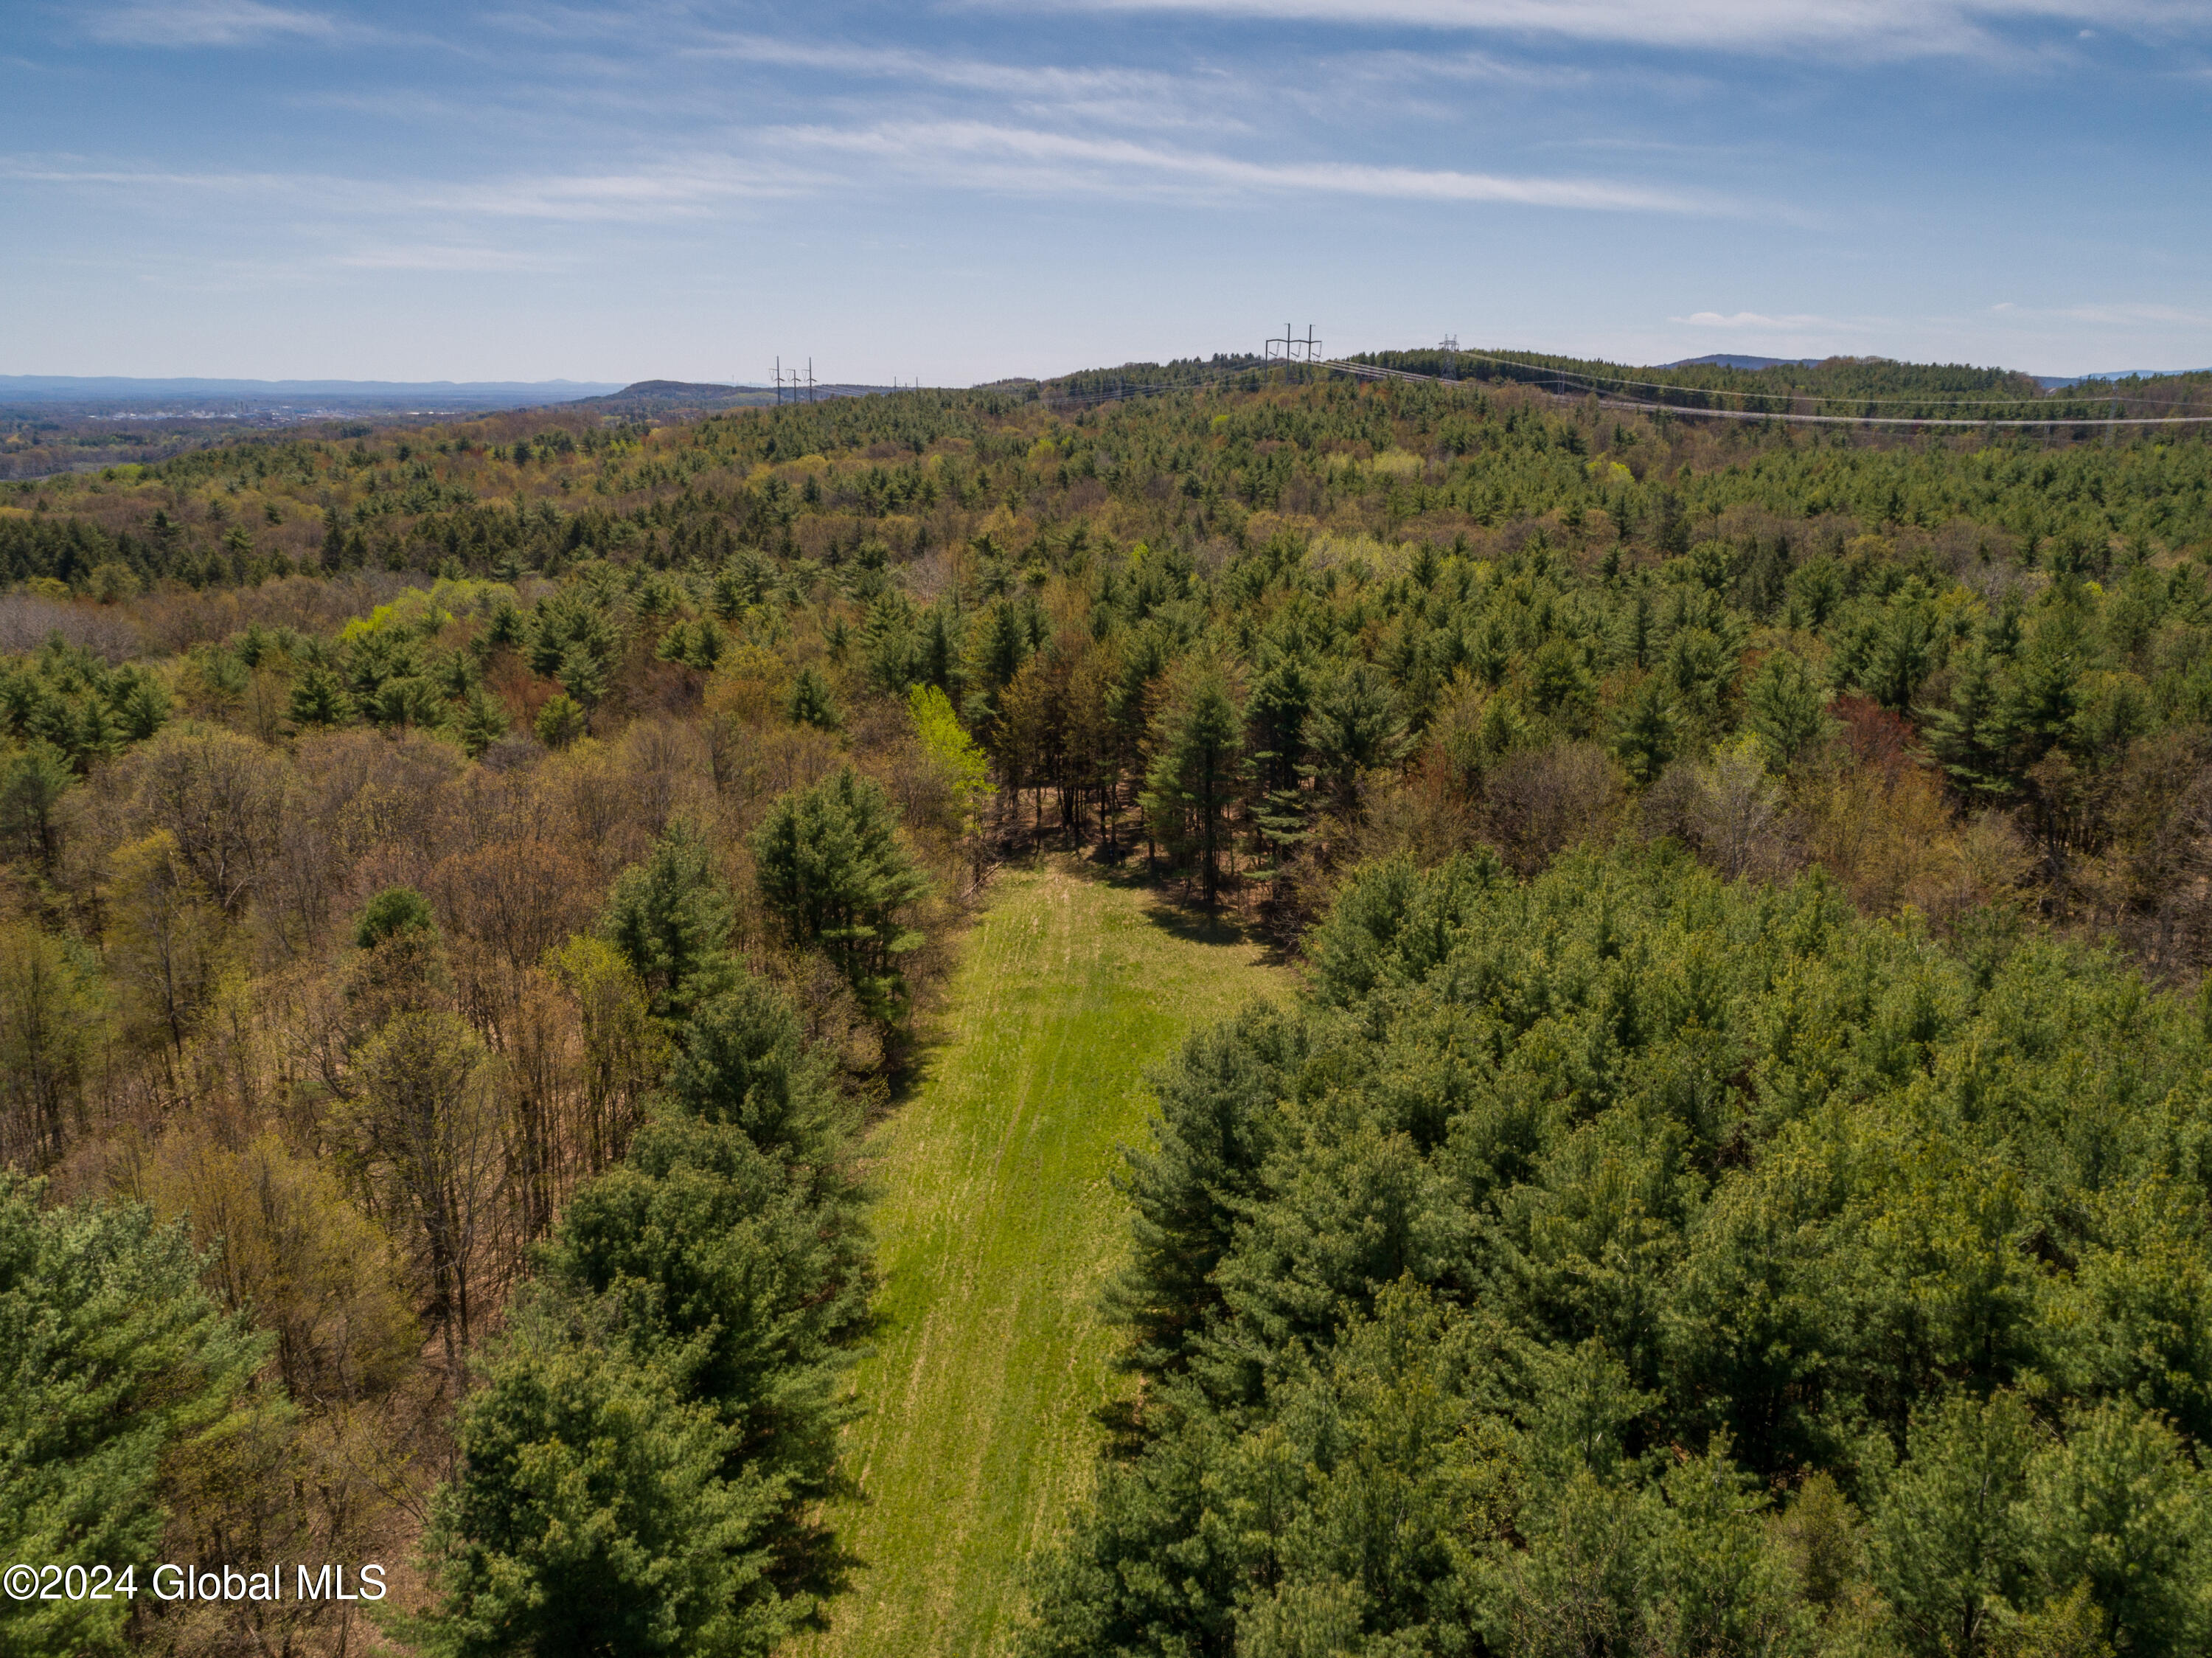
[557, 642, 607, 710]
[414, 1294, 778, 1658]
[0, 1176, 266, 1658]
[286, 662, 354, 730]
[456, 686, 509, 758]
[785, 665, 841, 731]
[1745, 649, 1832, 767]
[599, 822, 738, 1024]
[534, 693, 585, 749]
[1307, 660, 1413, 808]
[1922, 647, 2017, 796]
[750, 767, 930, 1021]
[1613, 673, 1678, 785]
[1141, 676, 1244, 906]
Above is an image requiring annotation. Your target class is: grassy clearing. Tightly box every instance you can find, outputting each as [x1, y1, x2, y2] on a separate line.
[794, 856, 1292, 1658]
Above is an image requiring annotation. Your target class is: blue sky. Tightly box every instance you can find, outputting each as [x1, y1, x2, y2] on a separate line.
[3, 1, 2208, 383]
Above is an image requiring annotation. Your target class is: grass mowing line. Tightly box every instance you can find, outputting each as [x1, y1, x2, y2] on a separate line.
[793, 856, 1292, 1658]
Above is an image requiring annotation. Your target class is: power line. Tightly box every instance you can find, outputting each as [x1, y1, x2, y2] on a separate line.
[1389, 344, 2206, 416]
[1310, 354, 2212, 429]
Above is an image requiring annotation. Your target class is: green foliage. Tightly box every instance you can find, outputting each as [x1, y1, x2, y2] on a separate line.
[533, 692, 585, 749]
[526, 588, 623, 688]
[751, 767, 929, 1021]
[414, 1294, 785, 1658]
[0, 741, 74, 871]
[1141, 673, 1244, 903]
[422, 900, 869, 1658]
[1030, 850, 2212, 1658]
[658, 617, 727, 671]
[286, 662, 354, 730]
[599, 822, 737, 1024]
[455, 685, 509, 757]
[908, 683, 989, 830]
[663, 977, 853, 1170]
[785, 663, 841, 730]
[0, 1175, 267, 1658]
[354, 884, 436, 949]
[1613, 672, 1678, 784]
[1107, 1001, 1306, 1373]
[0, 639, 167, 768]
[543, 1109, 868, 1499]
[1747, 648, 1833, 766]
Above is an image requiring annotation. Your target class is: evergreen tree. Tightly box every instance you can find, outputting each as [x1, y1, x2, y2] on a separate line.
[0, 741, 74, 872]
[600, 822, 738, 1024]
[534, 693, 586, 749]
[286, 662, 354, 729]
[0, 1176, 266, 1658]
[1301, 659, 1410, 809]
[785, 664, 841, 731]
[557, 642, 607, 710]
[1141, 674, 1244, 905]
[1613, 673, 1678, 784]
[860, 592, 919, 694]
[1108, 1003, 1307, 1371]
[1923, 647, 2018, 796]
[455, 685, 509, 758]
[750, 767, 929, 1021]
[415, 1295, 782, 1658]
[1745, 648, 1832, 767]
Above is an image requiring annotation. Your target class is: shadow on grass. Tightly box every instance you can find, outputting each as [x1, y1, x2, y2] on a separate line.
[1056, 844, 1298, 967]
[868, 844, 1295, 1134]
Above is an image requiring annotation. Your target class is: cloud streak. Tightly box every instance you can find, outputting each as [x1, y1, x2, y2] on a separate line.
[773, 119, 1723, 212]
[86, 1, 346, 47]
[0, 154, 820, 222]
[1007, 0, 2206, 59]
[333, 244, 566, 272]
[4, 119, 1721, 223]
[1992, 300, 2212, 328]
[1674, 310, 1866, 330]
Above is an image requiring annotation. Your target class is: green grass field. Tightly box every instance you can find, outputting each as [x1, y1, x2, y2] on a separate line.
[793, 856, 1292, 1658]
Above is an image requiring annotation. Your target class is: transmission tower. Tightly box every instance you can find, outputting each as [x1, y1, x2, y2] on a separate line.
[773, 356, 821, 403]
[1265, 323, 1322, 364]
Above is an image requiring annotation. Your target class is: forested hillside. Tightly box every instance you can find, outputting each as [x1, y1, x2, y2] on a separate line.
[1029, 850, 2212, 1656]
[3, 358, 2211, 1656]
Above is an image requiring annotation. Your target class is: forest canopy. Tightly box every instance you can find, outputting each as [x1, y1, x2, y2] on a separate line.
[2, 355, 2211, 1656]
[1029, 848, 2212, 1656]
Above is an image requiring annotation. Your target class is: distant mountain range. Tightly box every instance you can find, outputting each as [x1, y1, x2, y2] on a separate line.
[574, 379, 903, 414]
[1662, 354, 1827, 371]
[0, 375, 625, 410]
[2034, 369, 2212, 389]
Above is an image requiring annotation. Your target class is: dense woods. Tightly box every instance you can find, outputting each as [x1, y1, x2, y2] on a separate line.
[1029, 850, 2212, 1656]
[4, 356, 2212, 1655]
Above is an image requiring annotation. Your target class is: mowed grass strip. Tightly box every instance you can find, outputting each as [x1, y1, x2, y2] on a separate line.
[796, 856, 1291, 1658]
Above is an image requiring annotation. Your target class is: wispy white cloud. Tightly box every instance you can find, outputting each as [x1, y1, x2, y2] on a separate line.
[0, 153, 819, 221]
[2, 119, 1724, 222]
[681, 32, 1252, 131]
[1001, 0, 2206, 59]
[1991, 299, 2212, 327]
[332, 244, 565, 272]
[1673, 310, 1866, 330]
[772, 119, 1723, 212]
[425, 164, 817, 221]
[86, 1, 346, 47]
